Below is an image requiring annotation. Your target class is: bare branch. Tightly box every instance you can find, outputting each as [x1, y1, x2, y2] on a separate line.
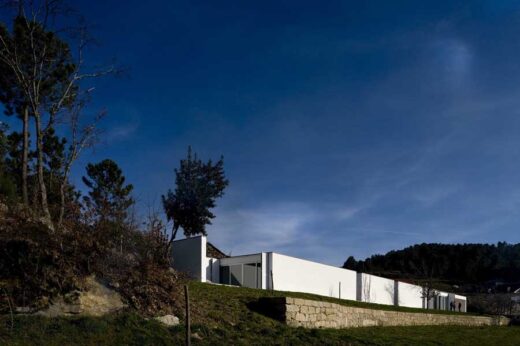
[57, 89, 105, 228]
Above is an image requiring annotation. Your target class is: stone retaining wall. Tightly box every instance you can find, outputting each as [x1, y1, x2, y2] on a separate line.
[259, 297, 510, 329]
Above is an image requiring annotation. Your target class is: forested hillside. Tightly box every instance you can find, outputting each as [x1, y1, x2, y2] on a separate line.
[343, 243, 520, 292]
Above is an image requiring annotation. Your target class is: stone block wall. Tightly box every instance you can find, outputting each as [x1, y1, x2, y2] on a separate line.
[260, 297, 510, 329]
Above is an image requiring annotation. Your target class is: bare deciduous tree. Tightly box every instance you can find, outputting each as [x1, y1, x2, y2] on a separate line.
[57, 91, 104, 229]
[0, 0, 118, 227]
[362, 274, 372, 303]
[419, 279, 439, 309]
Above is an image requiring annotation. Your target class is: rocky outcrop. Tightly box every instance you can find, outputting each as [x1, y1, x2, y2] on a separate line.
[260, 297, 511, 329]
[0, 201, 8, 216]
[37, 276, 126, 317]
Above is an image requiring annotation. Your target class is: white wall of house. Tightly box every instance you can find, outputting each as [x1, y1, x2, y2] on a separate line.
[171, 236, 207, 281]
[205, 258, 220, 283]
[268, 253, 357, 300]
[171, 236, 467, 312]
[396, 281, 423, 308]
[261, 253, 268, 289]
[357, 273, 395, 305]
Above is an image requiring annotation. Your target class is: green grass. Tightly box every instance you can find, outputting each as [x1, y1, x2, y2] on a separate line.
[0, 281, 517, 346]
[0, 313, 184, 346]
[188, 281, 473, 317]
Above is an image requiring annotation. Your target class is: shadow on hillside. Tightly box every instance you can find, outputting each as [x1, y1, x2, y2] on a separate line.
[509, 316, 520, 326]
[247, 297, 286, 322]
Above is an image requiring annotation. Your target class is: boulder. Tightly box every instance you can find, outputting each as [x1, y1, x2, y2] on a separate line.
[37, 276, 126, 317]
[154, 314, 180, 326]
[0, 201, 8, 216]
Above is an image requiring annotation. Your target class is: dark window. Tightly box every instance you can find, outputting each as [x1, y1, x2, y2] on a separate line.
[219, 266, 230, 285]
[220, 262, 262, 288]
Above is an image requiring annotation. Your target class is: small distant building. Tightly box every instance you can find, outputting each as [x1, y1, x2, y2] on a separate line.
[171, 235, 467, 312]
[511, 293, 520, 315]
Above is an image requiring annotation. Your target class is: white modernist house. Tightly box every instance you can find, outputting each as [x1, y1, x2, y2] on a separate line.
[172, 236, 467, 312]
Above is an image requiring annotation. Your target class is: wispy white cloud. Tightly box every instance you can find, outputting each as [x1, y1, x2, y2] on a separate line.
[107, 121, 140, 142]
[209, 202, 316, 256]
[334, 207, 362, 221]
[411, 184, 459, 207]
[431, 38, 473, 88]
[104, 104, 142, 142]
[205, 200, 414, 265]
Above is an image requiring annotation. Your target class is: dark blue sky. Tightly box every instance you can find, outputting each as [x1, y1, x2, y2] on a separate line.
[4, 0, 520, 265]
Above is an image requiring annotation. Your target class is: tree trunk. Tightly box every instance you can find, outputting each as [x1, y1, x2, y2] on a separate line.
[58, 159, 74, 229]
[21, 106, 29, 206]
[57, 177, 66, 229]
[34, 113, 52, 225]
[184, 285, 191, 346]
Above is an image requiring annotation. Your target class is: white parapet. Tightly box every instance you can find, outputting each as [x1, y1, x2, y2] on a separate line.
[269, 252, 357, 301]
[171, 235, 207, 281]
[396, 281, 423, 308]
[356, 273, 396, 306]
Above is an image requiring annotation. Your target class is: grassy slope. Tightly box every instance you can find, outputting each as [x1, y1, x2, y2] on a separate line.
[188, 281, 472, 316]
[1, 281, 518, 346]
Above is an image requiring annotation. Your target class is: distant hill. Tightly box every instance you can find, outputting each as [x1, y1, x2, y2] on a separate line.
[343, 242, 520, 293]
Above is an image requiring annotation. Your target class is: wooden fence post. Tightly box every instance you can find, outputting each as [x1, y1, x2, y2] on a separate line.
[184, 285, 191, 346]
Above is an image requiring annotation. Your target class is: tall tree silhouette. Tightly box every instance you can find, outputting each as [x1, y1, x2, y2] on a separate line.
[0, 8, 76, 219]
[162, 147, 229, 256]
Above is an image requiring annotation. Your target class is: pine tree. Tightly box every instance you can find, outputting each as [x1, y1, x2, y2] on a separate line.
[82, 159, 134, 224]
[162, 146, 229, 252]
